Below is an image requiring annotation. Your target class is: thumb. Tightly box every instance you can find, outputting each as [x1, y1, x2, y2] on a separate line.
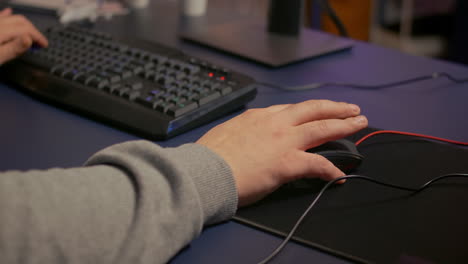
[294, 151, 346, 182]
[0, 35, 32, 65]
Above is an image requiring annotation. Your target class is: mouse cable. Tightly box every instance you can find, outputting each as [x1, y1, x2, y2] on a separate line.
[355, 130, 468, 147]
[256, 72, 468, 92]
[256, 173, 468, 264]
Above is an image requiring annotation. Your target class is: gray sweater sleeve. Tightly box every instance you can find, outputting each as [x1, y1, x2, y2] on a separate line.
[0, 140, 238, 264]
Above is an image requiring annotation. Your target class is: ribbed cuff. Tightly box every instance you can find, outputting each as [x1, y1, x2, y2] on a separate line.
[164, 144, 238, 225]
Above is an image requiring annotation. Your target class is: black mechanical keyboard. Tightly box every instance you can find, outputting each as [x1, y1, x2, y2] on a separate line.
[1, 26, 257, 139]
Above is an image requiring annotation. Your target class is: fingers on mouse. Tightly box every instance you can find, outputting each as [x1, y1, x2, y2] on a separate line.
[306, 139, 364, 175]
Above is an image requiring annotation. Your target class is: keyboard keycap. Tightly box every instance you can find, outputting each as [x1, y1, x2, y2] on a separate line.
[155, 102, 174, 113]
[4, 26, 257, 139]
[198, 91, 221, 105]
[89, 78, 109, 89]
[123, 90, 141, 101]
[128, 82, 143, 90]
[220, 86, 233, 95]
[136, 95, 156, 108]
[103, 84, 121, 93]
[167, 102, 198, 117]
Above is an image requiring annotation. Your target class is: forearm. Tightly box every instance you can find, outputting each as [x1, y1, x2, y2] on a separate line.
[0, 141, 238, 264]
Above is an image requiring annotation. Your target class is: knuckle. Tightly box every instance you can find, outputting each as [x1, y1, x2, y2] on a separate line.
[279, 151, 294, 166]
[316, 120, 330, 135]
[311, 99, 325, 110]
[271, 127, 288, 141]
[13, 15, 35, 31]
[266, 104, 279, 110]
[245, 108, 259, 115]
[306, 99, 333, 113]
[13, 14, 27, 23]
[10, 37, 32, 57]
[339, 101, 351, 110]
[19, 36, 32, 50]
[316, 99, 333, 106]
[266, 104, 287, 112]
[243, 109, 258, 120]
[245, 107, 271, 120]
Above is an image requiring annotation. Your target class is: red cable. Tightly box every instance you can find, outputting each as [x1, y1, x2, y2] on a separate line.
[355, 130, 468, 147]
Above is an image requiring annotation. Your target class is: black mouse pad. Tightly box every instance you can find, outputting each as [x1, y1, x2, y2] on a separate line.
[234, 127, 468, 264]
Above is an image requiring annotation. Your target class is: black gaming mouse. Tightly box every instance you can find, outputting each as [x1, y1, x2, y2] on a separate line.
[306, 139, 364, 174]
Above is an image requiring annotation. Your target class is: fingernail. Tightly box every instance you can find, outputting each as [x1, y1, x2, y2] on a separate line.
[337, 179, 346, 184]
[354, 115, 367, 125]
[349, 104, 360, 113]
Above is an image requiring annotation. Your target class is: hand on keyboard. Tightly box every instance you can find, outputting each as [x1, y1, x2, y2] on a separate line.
[0, 8, 48, 65]
[4, 24, 256, 138]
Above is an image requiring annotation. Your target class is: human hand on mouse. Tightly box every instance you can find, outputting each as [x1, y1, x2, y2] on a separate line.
[197, 100, 368, 207]
[0, 8, 48, 65]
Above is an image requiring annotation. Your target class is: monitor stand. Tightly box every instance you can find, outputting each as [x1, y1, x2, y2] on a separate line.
[179, 20, 353, 68]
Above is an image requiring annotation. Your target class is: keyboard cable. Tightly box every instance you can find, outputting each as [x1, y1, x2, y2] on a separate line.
[256, 72, 468, 92]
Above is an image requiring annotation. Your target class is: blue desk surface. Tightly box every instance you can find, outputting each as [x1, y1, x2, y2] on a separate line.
[1, 1, 468, 263]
